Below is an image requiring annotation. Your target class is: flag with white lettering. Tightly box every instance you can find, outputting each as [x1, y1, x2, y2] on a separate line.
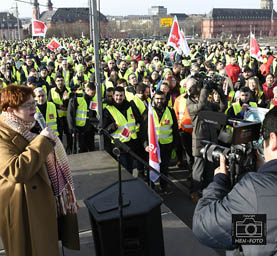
[148, 102, 161, 182]
[250, 33, 263, 62]
[167, 16, 190, 55]
[47, 38, 63, 51]
[32, 19, 47, 37]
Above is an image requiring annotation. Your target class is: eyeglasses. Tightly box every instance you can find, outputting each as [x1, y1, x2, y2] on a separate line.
[153, 58, 159, 61]
[19, 101, 37, 109]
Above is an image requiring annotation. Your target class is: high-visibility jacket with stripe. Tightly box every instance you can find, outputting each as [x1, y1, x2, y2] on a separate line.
[105, 79, 114, 89]
[153, 107, 173, 144]
[118, 70, 130, 81]
[72, 74, 89, 88]
[132, 96, 150, 132]
[75, 96, 88, 127]
[106, 105, 137, 143]
[233, 102, 258, 116]
[132, 95, 150, 115]
[125, 88, 135, 102]
[50, 88, 71, 117]
[174, 95, 193, 134]
[61, 70, 71, 87]
[36, 102, 59, 135]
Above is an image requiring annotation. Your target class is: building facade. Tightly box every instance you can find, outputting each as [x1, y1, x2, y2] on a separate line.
[35, 0, 108, 38]
[148, 6, 167, 16]
[0, 12, 23, 40]
[202, 8, 277, 39]
[261, 0, 273, 9]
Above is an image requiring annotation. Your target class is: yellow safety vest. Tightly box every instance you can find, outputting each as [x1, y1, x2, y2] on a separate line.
[232, 102, 257, 116]
[36, 102, 59, 135]
[132, 95, 150, 115]
[105, 79, 114, 89]
[72, 74, 89, 89]
[125, 88, 135, 102]
[132, 96, 150, 133]
[106, 105, 137, 143]
[50, 88, 71, 117]
[61, 70, 71, 87]
[75, 96, 88, 127]
[153, 107, 173, 144]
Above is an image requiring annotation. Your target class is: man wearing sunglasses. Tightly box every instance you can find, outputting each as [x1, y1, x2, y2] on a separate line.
[193, 107, 277, 256]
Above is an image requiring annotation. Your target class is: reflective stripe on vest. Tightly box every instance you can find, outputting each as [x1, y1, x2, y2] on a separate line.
[76, 96, 88, 127]
[106, 105, 137, 143]
[153, 107, 173, 144]
[50, 88, 71, 117]
[36, 102, 59, 135]
[174, 95, 193, 134]
[62, 70, 71, 86]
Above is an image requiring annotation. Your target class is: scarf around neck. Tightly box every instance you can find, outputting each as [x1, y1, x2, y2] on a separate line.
[1, 111, 78, 216]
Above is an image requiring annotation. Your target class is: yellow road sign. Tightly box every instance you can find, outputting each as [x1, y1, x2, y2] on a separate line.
[160, 18, 173, 28]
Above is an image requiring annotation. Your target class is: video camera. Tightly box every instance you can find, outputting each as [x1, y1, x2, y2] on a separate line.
[198, 111, 261, 186]
[202, 74, 225, 91]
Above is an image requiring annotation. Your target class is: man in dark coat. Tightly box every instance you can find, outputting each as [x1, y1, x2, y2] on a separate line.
[187, 81, 227, 200]
[193, 107, 277, 256]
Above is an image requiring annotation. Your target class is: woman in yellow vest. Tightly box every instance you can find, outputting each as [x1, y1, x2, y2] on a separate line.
[246, 76, 266, 108]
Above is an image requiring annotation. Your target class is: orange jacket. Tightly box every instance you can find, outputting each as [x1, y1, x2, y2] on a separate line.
[174, 94, 193, 134]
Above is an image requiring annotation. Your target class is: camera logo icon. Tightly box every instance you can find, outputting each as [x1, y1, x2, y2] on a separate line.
[235, 218, 262, 238]
[232, 214, 266, 245]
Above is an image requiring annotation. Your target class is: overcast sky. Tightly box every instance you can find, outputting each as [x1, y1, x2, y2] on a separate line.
[1, 0, 277, 18]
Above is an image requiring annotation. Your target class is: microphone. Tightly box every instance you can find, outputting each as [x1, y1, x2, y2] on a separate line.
[34, 112, 46, 129]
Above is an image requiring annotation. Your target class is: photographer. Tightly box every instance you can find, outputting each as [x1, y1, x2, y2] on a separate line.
[187, 77, 227, 201]
[193, 107, 277, 256]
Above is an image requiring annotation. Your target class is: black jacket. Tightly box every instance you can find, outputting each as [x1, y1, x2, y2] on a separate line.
[102, 99, 140, 149]
[187, 88, 227, 156]
[193, 159, 277, 256]
[67, 93, 97, 133]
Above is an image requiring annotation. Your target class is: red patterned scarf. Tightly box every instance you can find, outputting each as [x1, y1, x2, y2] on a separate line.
[1, 111, 78, 216]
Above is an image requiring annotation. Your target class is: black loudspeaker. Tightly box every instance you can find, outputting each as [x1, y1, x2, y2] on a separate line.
[84, 178, 165, 256]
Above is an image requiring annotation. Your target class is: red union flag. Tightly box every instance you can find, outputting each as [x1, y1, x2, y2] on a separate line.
[168, 18, 180, 48]
[47, 38, 62, 51]
[250, 33, 263, 62]
[167, 16, 190, 56]
[32, 19, 47, 37]
[148, 102, 161, 182]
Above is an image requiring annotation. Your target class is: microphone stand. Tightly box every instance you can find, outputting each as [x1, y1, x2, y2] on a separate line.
[112, 147, 124, 256]
[98, 127, 174, 188]
[96, 126, 180, 254]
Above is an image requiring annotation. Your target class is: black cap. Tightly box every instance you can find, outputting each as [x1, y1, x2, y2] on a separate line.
[40, 65, 48, 71]
[48, 61, 55, 67]
[27, 76, 38, 84]
[243, 66, 252, 73]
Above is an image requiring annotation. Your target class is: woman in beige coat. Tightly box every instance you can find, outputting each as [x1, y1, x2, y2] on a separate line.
[0, 85, 79, 256]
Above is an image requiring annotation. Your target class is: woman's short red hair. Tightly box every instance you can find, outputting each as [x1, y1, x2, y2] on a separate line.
[0, 85, 34, 111]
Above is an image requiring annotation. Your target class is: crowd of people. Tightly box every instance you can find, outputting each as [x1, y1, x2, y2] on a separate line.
[0, 38, 276, 197]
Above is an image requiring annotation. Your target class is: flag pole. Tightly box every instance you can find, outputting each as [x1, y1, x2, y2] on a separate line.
[92, 0, 104, 150]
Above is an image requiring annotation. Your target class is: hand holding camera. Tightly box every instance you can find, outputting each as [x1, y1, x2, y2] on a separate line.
[214, 154, 229, 176]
